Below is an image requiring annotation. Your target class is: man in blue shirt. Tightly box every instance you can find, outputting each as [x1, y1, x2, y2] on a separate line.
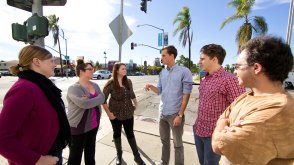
[144, 45, 193, 165]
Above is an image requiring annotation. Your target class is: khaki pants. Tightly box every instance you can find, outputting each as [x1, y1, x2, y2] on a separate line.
[159, 113, 185, 165]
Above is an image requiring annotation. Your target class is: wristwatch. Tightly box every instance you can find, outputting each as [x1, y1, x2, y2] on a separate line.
[177, 113, 183, 118]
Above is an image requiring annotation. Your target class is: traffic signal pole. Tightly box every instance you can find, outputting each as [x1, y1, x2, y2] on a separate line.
[137, 44, 161, 51]
[32, 0, 44, 47]
[8, 0, 66, 45]
[137, 24, 164, 50]
[118, 0, 124, 62]
[60, 29, 68, 78]
[130, 42, 161, 53]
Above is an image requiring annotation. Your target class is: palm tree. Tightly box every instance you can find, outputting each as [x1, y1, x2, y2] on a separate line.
[95, 61, 102, 70]
[47, 14, 63, 76]
[220, 0, 268, 52]
[173, 6, 193, 69]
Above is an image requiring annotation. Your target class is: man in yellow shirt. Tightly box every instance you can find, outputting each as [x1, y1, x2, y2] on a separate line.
[212, 35, 294, 165]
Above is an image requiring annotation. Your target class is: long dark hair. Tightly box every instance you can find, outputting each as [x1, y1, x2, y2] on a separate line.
[105, 62, 130, 90]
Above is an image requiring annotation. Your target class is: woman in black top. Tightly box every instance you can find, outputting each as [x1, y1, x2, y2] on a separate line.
[102, 62, 145, 165]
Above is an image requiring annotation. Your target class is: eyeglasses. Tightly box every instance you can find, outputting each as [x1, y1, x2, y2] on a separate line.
[232, 63, 249, 70]
[84, 68, 94, 71]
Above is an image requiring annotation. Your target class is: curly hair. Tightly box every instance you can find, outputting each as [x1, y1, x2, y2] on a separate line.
[200, 44, 226, 65]
[241, 35, 293, 83]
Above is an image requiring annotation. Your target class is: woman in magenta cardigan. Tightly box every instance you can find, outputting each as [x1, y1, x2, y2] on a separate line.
[0, 45, 71, 165]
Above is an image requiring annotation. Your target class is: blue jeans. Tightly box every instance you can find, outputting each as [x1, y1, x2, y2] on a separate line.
[193, 131, 220, 165]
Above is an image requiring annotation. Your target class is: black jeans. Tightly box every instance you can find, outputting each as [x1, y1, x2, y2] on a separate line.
[67, 127, 98, 165]
[110, 117, 135, 139]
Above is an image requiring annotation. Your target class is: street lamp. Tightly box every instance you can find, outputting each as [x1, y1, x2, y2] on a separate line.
[137, 24, 165, 49]
[104, 51, 107, 70]
[60, 29, 68, 78]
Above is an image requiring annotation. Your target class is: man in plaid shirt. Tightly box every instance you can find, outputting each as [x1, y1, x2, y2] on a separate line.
[193, 44, 245, 165]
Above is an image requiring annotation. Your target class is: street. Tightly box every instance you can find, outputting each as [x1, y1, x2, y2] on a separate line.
[0, 75, 200, 165]
[2, 75, 294, 164]
[0, 75, 199, 127]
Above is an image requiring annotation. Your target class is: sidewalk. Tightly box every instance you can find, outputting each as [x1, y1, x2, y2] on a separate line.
[0, 111, 199, 165]
[1, 86, 293, 164]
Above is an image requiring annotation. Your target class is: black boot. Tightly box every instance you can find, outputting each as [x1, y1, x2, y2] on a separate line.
[127, 138, 146, 165]
[114, 138, 123, 165]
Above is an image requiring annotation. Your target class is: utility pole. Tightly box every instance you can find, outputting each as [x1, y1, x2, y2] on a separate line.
[32, 0, 44, 47]
[286, 0, 294, 45]
[60, 29, 68, 78]
[104, 52, 107, 69]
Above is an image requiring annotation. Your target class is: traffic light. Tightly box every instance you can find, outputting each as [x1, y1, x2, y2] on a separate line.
[131, 42, 134, 50]
[12, 23, 29, 42]
[27, 13, 49, 38]
[140, 0, 147, 13]
[11, 13, 49, 43]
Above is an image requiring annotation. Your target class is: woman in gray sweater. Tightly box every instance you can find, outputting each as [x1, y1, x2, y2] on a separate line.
[67, 60, 105, 165]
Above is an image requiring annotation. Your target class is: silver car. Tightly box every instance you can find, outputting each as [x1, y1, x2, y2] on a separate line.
[92, 70, 112, 79]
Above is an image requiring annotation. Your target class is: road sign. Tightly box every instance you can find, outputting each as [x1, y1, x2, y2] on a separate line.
[109, 14, 133, 45]
[163, 33, 168, 46]
[158, 33, 162, 47]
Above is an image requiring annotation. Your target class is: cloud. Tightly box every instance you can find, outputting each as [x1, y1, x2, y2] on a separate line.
[43, 1, 118, 59]
[0, 0, 136, 62]
[254, 0, 290, 10]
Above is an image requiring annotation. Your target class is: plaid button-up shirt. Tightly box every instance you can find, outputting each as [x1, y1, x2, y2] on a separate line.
[194, 67, 245, 137]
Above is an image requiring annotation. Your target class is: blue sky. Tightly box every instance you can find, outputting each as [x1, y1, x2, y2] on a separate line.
[0, 0, 292, 67]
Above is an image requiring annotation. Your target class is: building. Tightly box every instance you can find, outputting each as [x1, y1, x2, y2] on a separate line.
[0, 60, 18, 75]
[154, 58, 161, 67]
[108, 60, 118, 71]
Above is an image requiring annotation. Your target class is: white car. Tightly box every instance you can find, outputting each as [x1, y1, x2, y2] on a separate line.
[92, 70, 112, 79]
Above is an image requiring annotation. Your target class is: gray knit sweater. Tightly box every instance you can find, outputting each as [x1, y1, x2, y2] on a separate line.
[67, 81, 105, 128]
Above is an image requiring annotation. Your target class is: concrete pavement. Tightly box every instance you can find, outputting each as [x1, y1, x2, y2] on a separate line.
[77, 113, 198, 165]
[0, 110, 198, 165]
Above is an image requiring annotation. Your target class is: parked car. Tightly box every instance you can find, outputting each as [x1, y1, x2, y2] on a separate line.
[0, 70, 11, 76]
[284, 81, 294, 89]
[92, 70, 112, 79]
[135, 72, 145, 76]
[284, 71, 294, 89]
[0, 73, 2, 78]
